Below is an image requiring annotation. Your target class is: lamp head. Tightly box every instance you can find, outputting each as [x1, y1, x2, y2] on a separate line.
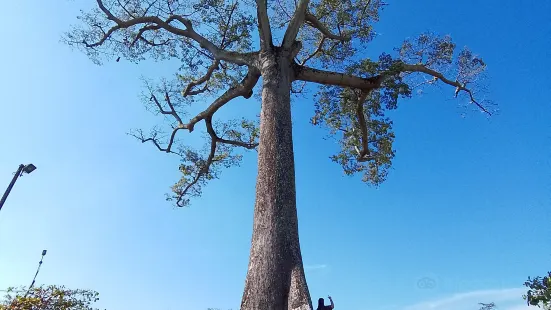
[22, 164, 36, 174]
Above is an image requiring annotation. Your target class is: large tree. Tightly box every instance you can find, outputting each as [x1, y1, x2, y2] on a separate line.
[65, 1, 493, 309]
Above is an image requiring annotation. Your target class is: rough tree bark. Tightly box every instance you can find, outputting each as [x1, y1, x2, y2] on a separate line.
[241, 48, 312, 310]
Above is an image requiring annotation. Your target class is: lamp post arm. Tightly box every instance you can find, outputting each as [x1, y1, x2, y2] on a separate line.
[0, 164, 25, 212]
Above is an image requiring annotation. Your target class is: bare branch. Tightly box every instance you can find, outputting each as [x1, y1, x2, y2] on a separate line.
[291, 81, 307, 94]
[150, 92, 183, 125]
[143, 0, 159, 16]
[205, 118, 258, 149]
[139, 36, 173, 47]
[129, 24, 163, 46]
[182, 60, 220, 97]
[146, 92, 185, 152]
[185, 68, 261, 132]
[304, 13, 350, 41]
[282, 0, 311, 48]
[129, 128, 183, 155]
[220, 2, 238, 48]
[298, 39, 343, 68]
[276, 0, 293, 21]
[256, 0, 273, 50]
[299, 36, 326, 65]
[217, 137, 258, 149]
[116, 0, 135, 18]
[86, 0, 253, 65]
[294, 64, 383, 90]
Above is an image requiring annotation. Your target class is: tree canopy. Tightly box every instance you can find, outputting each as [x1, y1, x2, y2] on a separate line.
[0, 285, 100, 310]
[64, 0, 494, 207]
[524, 272, 551, 309]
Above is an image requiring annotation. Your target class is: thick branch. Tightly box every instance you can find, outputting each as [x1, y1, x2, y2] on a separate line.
[87, 0, 253, 65]
[255, 0, 273, 50]
[176, 119, 218, 207]
[294, 64, 383, 90]
[296, 62, 491, 115]
[304, 13, 349, 41]
[135, 67, 260, 155]
[282, 0, 311, 48]
[217, 137, 258, 149]
[185, 68, 261, 132]
[355, 91, 374, 162]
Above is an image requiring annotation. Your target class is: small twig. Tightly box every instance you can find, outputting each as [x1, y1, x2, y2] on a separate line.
[300, 36, 326, 66]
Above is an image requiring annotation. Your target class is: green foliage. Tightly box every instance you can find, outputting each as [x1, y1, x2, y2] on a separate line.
[293, 0, 386, 70]
[312, 32, 489, 185]
[65, 0, 255, 65]
[313, 84, 397, 185]
[0, 285, 100, 310]
[398, 33, 456, 69]
[191, 0, 255, 52]
[524, 272, 551, 308]
[168, 118, 259, 207]
[65, 1, 491, 206]
[65, 0, 262, 207]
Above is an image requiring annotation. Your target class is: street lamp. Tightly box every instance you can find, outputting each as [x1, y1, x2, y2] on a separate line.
[0, 163, 37, 212]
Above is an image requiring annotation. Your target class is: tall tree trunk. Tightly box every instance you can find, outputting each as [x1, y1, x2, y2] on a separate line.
[240, 50, 312, 310]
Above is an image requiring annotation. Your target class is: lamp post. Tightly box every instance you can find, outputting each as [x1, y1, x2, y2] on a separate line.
[24, 249, 47, 298]
[0, 163, 37, 212]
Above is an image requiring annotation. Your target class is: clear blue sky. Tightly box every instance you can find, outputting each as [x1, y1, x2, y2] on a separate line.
[0, 1, 549, 310]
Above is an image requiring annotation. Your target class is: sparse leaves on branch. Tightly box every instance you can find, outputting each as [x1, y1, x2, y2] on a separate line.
[478, 302, 496, 310]
[166, 118, 259, 207]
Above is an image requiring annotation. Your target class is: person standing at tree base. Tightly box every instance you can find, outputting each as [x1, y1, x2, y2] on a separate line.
[317, 296, 334, 310]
